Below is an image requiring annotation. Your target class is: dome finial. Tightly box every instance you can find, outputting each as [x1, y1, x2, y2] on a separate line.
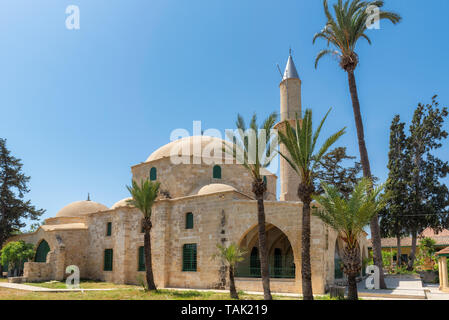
[87, 193, 91, 201]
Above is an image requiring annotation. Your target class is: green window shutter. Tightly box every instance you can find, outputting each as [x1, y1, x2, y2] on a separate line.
[138, 246, 145, 271]
[263, 176, 267, 186]
[35, 240, 50, 263]
[150, 167, 157, 181]
[250, 247, 261, 277]
[185, 213, 194, 229]
[212, 165, 221, 179]
[106, 222, 112, 236]
[104, 249, 113, 271]
[182, 244, 197, 272]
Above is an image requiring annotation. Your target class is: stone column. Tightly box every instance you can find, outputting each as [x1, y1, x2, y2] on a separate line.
[438, 258, 443, 290]
[442, 257, 448, 290]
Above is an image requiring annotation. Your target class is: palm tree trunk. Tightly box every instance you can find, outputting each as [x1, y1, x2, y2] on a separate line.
[347, 70, 386, 289]
[396, 235, 402, 268]
[347, 273, 358, 300]
[229, 265, 239, 299]
[144, 219, 157, 291]
[407, 229, 418, 271]
[255, 193, 272, 300]
[301, 200, 314, 300]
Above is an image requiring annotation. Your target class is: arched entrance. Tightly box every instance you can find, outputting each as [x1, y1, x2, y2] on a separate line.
[334, 239, 344, 280]
[236, 224, 295, 279]
[35, 240, 50, 263]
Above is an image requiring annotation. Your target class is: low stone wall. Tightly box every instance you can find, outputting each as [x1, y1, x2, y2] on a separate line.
[24, 262, 52, 282]
[234, 278, 300, 294]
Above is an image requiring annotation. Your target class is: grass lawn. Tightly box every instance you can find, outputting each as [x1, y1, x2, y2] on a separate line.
[0, 280, 337, 300]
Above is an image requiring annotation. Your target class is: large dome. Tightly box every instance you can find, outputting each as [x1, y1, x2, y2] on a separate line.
[56, 200, 109, 218]
[146, 136, 229, 163]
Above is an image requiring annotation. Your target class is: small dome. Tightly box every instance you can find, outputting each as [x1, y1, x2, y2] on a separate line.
[111, 197, 133, 209]
[197, 184, 236, 196]
[56, 200, 108, 218]
[146, 136, 229, 163]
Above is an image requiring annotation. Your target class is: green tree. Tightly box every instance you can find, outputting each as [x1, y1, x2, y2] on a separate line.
[315, 147, 362, 198]
[224, 112, 278, 300]
[0, 139, 44, 275]
[277, 108, 346, 300]
[380, 116, 408, 267]
[0, 240, 34, 276]
[212, 243, 246, 299]
[313, 178, 386, 300]
[404, 97, 449, 270]
[127, 179, 161, 291]
[313, 0, 401, 289]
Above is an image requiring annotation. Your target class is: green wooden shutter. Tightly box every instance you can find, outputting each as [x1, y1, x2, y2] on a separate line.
[263, 176, 267, 186]
[182, 244, 197, 272]
[35, 240, 50, 263]
[150, 167, 157, 181]
[250, 247, 261, 277]
[213, 165, 221, 179]
[185, 213, 194, 229]
[138, 246, 145, 271]
[104, 249, 113, 271]
[106, 222, 112, 236]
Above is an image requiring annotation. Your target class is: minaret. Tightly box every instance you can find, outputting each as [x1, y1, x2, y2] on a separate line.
[276, 53, 302, 201]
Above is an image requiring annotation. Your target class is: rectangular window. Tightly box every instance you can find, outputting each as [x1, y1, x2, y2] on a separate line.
[185, 213, 193, 229]
[106, 222, 112, 236]
[104, 249, 113, 271]
[138, 246, 145, 271]
[182, 244, 197, 272]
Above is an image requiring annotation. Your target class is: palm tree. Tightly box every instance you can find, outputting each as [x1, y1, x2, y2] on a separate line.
[277, 108, 346, 300]
[127, 179, 161, 291]
[212, 243, 246, 299]
[312, 178, 386, 300]
[224, 112, 278, 300]
[313, 0, 401, 288]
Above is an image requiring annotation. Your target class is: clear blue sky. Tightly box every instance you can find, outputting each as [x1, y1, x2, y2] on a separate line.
[0, 0, 448, 227]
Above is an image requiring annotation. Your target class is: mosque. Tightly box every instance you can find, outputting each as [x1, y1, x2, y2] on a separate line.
[6, 54, 369, 294]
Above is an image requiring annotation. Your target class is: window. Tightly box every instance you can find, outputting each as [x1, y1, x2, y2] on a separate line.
[263, 176, 267, 186]
[150, 167, 157, 181]
[182, 244, 197, 272]
[106, 222, 112, 236]
[138, 246, 145, 271]
[213, 165, 221, 179]
[104, 249, 113, 271]
[250, 247, 261, 276]
[185, 213, 194, 229]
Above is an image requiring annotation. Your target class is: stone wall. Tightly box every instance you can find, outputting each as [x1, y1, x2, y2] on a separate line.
[131, 158, 277, 201]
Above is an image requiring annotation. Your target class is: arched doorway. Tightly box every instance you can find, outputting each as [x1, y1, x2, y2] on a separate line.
[236, 224, 295, 279]
[35, 240, 50, 263]
[334, 239, 344, 280]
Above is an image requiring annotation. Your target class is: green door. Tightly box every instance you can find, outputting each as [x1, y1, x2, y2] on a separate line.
[35, 240, 50, 263]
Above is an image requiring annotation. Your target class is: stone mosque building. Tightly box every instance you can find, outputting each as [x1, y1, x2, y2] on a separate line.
[6, 55, 369, 294]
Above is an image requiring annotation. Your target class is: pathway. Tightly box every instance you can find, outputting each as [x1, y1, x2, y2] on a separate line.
[0, 282, 116, 292]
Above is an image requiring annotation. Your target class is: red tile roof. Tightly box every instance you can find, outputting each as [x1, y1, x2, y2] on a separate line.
[436, 247, 449, 257]
[369, 228, 449, 248]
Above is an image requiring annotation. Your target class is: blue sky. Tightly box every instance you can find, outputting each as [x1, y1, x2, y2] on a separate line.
[0, 0, 448, 227]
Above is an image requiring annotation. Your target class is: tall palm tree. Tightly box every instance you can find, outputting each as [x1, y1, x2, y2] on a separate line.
[224, 112, 278, 300]
[212, 243, 246, 299]
[277, 108, 346, 300]
[313, 0, 401, 288]
[313, 178, 386, 300]
[127, 179, 161, 291]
